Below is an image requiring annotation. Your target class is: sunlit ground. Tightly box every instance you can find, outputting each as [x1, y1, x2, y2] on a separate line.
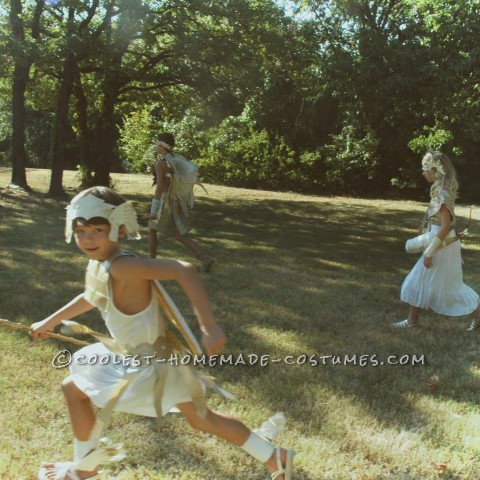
[1, 168, 479, 479]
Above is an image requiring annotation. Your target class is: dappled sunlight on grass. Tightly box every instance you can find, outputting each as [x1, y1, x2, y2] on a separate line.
[1, 169, 480, 479]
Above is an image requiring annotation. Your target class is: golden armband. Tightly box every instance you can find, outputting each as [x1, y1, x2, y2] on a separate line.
[423, 235, 443, 257]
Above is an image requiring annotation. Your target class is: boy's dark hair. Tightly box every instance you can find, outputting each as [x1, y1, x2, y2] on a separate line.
[156, 132, 175, 150]
[153, 133, 175, 186]
[78, 186, 126, 206]
[74, 186, 126, 226]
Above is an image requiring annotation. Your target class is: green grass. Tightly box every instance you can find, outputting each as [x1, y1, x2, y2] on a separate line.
[1, 168, 480, 480]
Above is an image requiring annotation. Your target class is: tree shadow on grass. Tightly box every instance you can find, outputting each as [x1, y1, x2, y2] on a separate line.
[119, 190, 480, 477]
[108, 413, 317, 480]
[187, 194, 480, 460]
[3, 184, 480, 478]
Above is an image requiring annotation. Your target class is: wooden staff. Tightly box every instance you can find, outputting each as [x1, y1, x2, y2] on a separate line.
[0, 318, 90, 346]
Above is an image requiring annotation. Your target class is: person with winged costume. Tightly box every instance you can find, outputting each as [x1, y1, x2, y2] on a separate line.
[149, 133, 214, 272]
[30, 186, 293, 480]
[394, 151, 480, 330]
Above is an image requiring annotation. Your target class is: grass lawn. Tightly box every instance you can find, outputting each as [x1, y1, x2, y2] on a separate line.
[0, 168, 479, 480]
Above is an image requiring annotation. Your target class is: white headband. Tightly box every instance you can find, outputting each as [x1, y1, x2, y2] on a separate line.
[422, 155, 445, 175]
[65, 193, 141, 243]
[156, 140, 173, 150]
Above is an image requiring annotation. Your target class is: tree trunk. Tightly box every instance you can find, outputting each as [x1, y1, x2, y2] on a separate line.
[73, 70, 94, 187]
[10, 60, 30, 189]
[92, 63, 121, 187]
[9, 0, 30, 190]
[48, 52, 76, 197]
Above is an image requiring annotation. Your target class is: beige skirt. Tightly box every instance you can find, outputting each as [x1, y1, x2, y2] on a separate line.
[148, 199, 192, 236]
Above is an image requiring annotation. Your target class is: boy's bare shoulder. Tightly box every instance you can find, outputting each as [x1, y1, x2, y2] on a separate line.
[155, 157, 168, 170]
[110, 254, 191, 282]
[109, 254, 144, 276]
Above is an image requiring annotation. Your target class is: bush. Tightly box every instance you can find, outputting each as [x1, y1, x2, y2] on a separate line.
[119, 107, 160, 174]
[198, 115, 295, 190]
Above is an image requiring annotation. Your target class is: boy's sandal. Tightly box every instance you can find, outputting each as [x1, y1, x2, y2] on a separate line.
[392, 319, 416, 329]
[38, 462, 100, 480]
[467, 320, 480, 332]
[38, 438, 124, 480]
[270, 447, 294, 480]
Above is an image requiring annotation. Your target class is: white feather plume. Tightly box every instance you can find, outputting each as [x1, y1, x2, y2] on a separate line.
[253, 412, 286, 441]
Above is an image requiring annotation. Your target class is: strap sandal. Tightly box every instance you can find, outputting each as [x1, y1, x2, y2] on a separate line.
[467, 319, 480, 332]
[38, 438, 124, 480]
[74, 438, 125, 472]
[270, 447, 294, 480]
[392, 319, 416, 329]
[38, 462, 100, 480]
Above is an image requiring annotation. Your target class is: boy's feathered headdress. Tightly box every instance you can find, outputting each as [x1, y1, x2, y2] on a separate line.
[65, 193, 141, 243]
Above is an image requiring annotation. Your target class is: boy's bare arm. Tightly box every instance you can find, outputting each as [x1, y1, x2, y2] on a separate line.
[111, 257, 227, 355]
[30, 293, 94, 340]
[153, 159, 167, 199]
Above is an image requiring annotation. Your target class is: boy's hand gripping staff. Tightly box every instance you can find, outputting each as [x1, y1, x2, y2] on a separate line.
[0, 318, 90, 346]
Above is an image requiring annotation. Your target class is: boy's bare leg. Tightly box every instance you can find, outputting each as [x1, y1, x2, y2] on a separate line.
[41, 380, 98, 479]
[149, 228, 158, 258]
[177, 402, 289, 479]
[62, 380, 96, 440]
[173, 231, 203, 258]
[173, 231, 214, 271]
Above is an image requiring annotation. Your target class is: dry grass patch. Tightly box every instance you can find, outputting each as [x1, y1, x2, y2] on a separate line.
[0, 168, 479, 479]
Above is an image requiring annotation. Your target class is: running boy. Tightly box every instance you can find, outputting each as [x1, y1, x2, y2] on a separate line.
[31, 186, 293, 480]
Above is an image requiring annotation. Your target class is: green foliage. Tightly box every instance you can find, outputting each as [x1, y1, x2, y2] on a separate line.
[3, 0, 480, 198]
[0, 88, 12, 145]
[25, 108, 54, 167]
[408, 124, 454, 154]
[199, 113, 295, 190]
[161, 109, 208, 161]
[322, 122, 380, 195]
[119, 106, 160, 174]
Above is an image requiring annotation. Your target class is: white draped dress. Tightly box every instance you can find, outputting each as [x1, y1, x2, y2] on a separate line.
[401, 189, 479, 316]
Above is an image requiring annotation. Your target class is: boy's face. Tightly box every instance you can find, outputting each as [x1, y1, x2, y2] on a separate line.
[155, 141, 169, 156]
[73, 220, 119, 261]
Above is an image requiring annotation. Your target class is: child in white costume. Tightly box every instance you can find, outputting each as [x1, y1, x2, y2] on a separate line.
[30, 186, 293, 480]
[394, 151, 480, 330]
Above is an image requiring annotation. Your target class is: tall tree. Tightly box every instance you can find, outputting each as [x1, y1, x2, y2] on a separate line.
[8, 0, 44, 190]
[89, 0, 145, 186]
[47, 0, 116, 196]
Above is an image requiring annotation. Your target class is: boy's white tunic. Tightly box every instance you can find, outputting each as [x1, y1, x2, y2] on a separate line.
[67, 252, 197, 417]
